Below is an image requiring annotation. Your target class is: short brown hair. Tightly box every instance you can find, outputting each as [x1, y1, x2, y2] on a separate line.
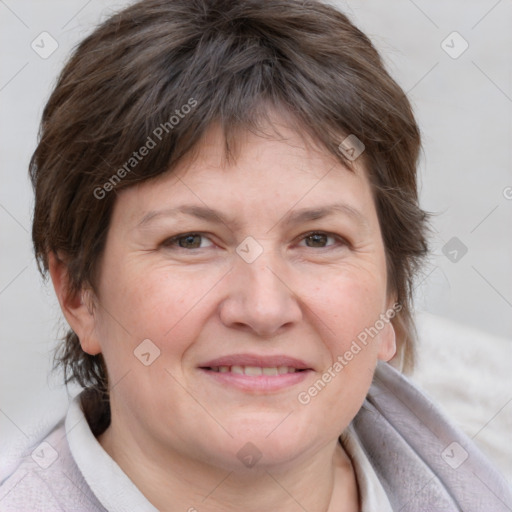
[31, 0, 430, 400]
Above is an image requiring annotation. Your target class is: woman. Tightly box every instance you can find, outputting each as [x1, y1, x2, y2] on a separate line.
[1, 0, 510, 510]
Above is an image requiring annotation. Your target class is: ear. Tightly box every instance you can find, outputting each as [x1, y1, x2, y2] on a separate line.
[377, 302, 397, 362]
[377, 320, 396, 362]
[48, 252, 102, 356]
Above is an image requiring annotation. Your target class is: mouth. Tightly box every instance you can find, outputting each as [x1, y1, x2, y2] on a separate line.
[198, 354, 314, 393]
[205, 365, 307, 375]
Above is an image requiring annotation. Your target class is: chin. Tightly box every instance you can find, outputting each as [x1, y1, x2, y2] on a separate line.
[220, 420, 321, 471]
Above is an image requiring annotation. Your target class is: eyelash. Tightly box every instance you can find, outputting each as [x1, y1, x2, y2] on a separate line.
[161, 231, 348, 251]
[162, 233, 214, 250]
[299, 231, 348, 248]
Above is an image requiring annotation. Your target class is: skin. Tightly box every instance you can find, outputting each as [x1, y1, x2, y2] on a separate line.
[50, 117, 396, 512]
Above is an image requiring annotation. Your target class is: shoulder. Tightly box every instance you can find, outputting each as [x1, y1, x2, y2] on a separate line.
[0, 421, 105, 512]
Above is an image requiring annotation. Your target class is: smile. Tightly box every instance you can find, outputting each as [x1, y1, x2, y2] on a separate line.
[198, 354, 314, 393]
[207, 365, 305, 375]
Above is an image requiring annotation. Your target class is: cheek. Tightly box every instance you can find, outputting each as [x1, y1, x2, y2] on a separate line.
[305, 263, 387, 349]
[334, 282, 384, 342]
[95, 261, 224, 363]
[294, 275, 386, 431]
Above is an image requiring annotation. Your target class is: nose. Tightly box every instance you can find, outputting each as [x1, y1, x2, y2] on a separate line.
[218, 249, 303, 337]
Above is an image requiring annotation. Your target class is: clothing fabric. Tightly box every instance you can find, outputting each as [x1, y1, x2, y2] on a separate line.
[353, 362, 512, 511]
[341, 426, 394, 511]
[1, 362, 511, 511]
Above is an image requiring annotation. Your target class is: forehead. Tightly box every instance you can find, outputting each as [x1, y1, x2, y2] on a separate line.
[114, 120, 377, 231]
[178, 117, 360, 179]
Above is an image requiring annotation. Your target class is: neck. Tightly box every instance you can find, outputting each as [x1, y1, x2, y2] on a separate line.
[98, 421, 359, 512]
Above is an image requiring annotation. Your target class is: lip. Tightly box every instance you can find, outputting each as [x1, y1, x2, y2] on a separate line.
[199, 368, 313, 393]
[199, 354, 312, 370]
[198, 353, 314, 393]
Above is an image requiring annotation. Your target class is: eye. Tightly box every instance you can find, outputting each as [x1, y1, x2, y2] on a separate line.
[298, 231, 345, 249]
[162, 233, 214, 250]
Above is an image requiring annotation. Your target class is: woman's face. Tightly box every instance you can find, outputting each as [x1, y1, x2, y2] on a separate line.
[86, 120, 396, 471]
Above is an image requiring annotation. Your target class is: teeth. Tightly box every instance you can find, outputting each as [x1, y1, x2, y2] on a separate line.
[208, 366, 301, 375]
[244, 366, 262, 376]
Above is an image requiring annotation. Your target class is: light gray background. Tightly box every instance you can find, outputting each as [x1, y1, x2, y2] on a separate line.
[1, 0, 511, 477]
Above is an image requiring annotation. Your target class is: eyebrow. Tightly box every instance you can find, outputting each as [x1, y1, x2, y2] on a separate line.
[136, 203, 368, 232]
[137, 205, 240, 230]
[277, 204, 368, 230]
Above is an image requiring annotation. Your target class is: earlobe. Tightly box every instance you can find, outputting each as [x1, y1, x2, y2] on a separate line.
[377, 320, 396, 362]
[48, 252, 102, 356]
